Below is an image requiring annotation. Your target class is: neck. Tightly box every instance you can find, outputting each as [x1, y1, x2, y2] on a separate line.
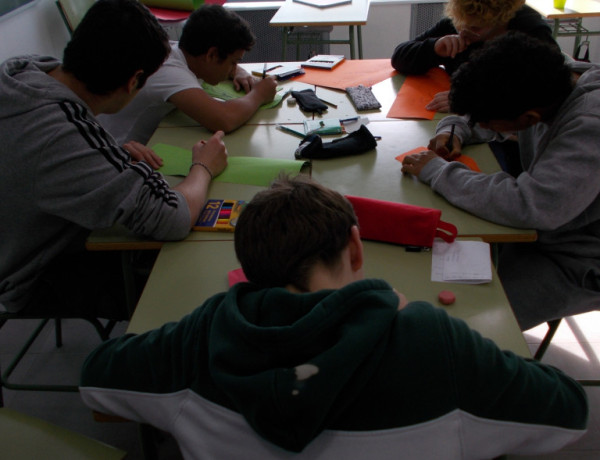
[48, 66, 116, 115]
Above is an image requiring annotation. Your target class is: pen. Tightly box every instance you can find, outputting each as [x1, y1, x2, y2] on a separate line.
[340, 117, 359, 124]
[262, 63, 267, 79]
[445, 124, 455, 151]
[276, 125, 306, 138]
[318, 97, 337, 109]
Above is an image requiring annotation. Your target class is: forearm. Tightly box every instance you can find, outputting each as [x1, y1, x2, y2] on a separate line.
[391, 38, 441, 75]
[173, 164, 212, 226]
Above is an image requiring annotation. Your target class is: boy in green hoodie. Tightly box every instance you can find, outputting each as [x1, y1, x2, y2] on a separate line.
[81, 175, 587, 459]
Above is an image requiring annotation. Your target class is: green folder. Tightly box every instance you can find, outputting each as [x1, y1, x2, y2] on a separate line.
[153, 143, 308, 186]
[140, 0, 202, 11]
[201, 81, 284, 109]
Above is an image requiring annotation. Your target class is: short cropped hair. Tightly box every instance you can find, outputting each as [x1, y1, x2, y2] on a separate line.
[446, 0, 525, 29]
[234, 175, 358, 291]
[62, 0, 169, 95]
[449, 32, 573, 123]
[179, 4, 255, 60]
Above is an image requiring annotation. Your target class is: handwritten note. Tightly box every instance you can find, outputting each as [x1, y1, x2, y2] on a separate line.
[431, 240, 492, 284]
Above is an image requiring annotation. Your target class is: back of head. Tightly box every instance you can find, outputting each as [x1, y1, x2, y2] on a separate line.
[445, 0, 525, 29]
[62, 0, 169, 95]
[179, 4, 255, 59]
[234, 175, 358, 292]
[449, 31, 573, 123]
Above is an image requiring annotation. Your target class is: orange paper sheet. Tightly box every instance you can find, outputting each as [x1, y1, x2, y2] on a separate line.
[293, 59, 397, 91]
[395, 146, 481, 172]
[387, 67, 451, 120]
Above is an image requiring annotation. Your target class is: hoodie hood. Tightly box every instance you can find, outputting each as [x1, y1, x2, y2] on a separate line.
[208, 278, 399, 452]
[0, 55, 85, 118]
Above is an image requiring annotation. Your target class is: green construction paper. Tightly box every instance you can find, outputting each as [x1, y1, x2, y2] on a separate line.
[141, 0, 202, 11]
[153, 143, 307, 186]
[201, 81, 283, 109]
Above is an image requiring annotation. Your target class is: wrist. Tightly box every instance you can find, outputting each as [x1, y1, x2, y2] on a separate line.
[189, 161, 214, 180]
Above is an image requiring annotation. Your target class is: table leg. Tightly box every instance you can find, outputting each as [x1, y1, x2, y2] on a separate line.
[282, 27, 289, 61]
[348, 25, 355, 59]
[357, 25, 363, 59]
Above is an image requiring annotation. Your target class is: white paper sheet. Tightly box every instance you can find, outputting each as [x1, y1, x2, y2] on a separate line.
[431, 240, 492, 284]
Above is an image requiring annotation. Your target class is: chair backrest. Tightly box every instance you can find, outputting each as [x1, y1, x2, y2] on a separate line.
[0, 407, 126, 459]
[56, 0, 95, 34]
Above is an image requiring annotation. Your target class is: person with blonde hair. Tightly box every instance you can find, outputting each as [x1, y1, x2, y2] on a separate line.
[391, 0, 557, 112]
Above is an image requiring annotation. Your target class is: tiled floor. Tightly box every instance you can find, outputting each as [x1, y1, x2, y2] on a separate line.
[1, 312, 599, 459]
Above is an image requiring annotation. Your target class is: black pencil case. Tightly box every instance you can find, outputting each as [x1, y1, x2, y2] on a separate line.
[294, 125, 377, 159]
[291, 89, 328, 114]
[346, 85, 381, 111]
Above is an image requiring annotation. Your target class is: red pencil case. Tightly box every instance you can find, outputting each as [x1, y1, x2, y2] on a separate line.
[345, 195, 457, 248]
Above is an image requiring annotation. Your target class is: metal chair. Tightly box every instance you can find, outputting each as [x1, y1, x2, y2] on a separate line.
[534, 318, 600, 386]
[0, 407, 126, 459]
[0, 310, 116, 398]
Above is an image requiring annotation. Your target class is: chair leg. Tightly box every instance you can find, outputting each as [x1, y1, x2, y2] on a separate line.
[55, 318, 63, 347]
[533, 318, 562, 360]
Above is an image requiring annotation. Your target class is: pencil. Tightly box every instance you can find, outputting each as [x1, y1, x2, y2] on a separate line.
[318, 97, 337, 109]
[276, 125, 306, 138]
[445, 124, 455, 151]
[262, 63, 267, 79]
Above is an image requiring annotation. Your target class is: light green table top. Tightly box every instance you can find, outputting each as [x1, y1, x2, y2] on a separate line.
[127, 239, 530, 357]
[147, 122, 535, 243]
[311, 120, 535, 243]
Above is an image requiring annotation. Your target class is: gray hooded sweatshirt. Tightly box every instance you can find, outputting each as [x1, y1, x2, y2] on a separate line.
[0, 55, 190, 312]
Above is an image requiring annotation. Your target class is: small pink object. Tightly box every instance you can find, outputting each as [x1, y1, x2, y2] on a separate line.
[438, 290, 456, 305]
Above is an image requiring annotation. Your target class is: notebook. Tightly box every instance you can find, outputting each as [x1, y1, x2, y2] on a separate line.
[301, 54, 346, 70]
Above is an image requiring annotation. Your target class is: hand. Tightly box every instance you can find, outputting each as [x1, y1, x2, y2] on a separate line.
[191, 131, 228, 178]
[251, 76, 278, 104]
[427, 133, 462, 160]
[434, 35, 468, 58]
[401, 150, 439, 176]
[123, 141, 163, 170]
[425, 90, 450, 113]
[232, 66, 255, 93]
[393, 289, 409, 310]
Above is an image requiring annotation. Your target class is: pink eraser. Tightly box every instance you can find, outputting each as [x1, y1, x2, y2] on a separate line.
[438, 290, 456, 305]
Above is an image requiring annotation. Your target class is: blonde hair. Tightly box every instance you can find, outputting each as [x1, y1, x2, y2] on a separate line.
[446, 0, 525, 28]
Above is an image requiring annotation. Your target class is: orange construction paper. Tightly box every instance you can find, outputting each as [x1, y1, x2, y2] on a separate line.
[293, 59, 397, 91]
[395, 146, 481, 172]
[387, 67, 451, 120]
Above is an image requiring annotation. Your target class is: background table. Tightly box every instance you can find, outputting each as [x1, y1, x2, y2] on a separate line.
[526, 0, 600, 55]
[269, 0, 370, 60]
[127, 240, 530, 357]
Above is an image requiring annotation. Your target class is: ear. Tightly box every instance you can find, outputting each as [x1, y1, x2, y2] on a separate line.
[348, 225, 364, 272]
[206, 46, 220, 63]
[126, 70, 144, 93]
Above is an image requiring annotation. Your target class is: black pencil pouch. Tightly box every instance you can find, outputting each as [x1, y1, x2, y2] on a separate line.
[291, 89, 328, 114]
[295, 125, 377, 159]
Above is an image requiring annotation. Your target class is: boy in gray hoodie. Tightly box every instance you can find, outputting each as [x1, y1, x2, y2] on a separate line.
[402, 31, 600, 330]
[0, 0, 228, 319]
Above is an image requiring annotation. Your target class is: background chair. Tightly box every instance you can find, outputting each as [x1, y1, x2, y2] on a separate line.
[534, 318, 600, 386]
[55, 0, 96, 35]
[0, 407, 126, 459]
[0, 310, 116, 400]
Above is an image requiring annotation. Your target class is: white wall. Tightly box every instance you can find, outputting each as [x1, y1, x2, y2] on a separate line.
[1, 0, 599, 64]
[0, 0, 71, 62]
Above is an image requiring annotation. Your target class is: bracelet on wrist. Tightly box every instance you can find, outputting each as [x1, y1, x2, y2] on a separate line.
[189, 161, 214, 180]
